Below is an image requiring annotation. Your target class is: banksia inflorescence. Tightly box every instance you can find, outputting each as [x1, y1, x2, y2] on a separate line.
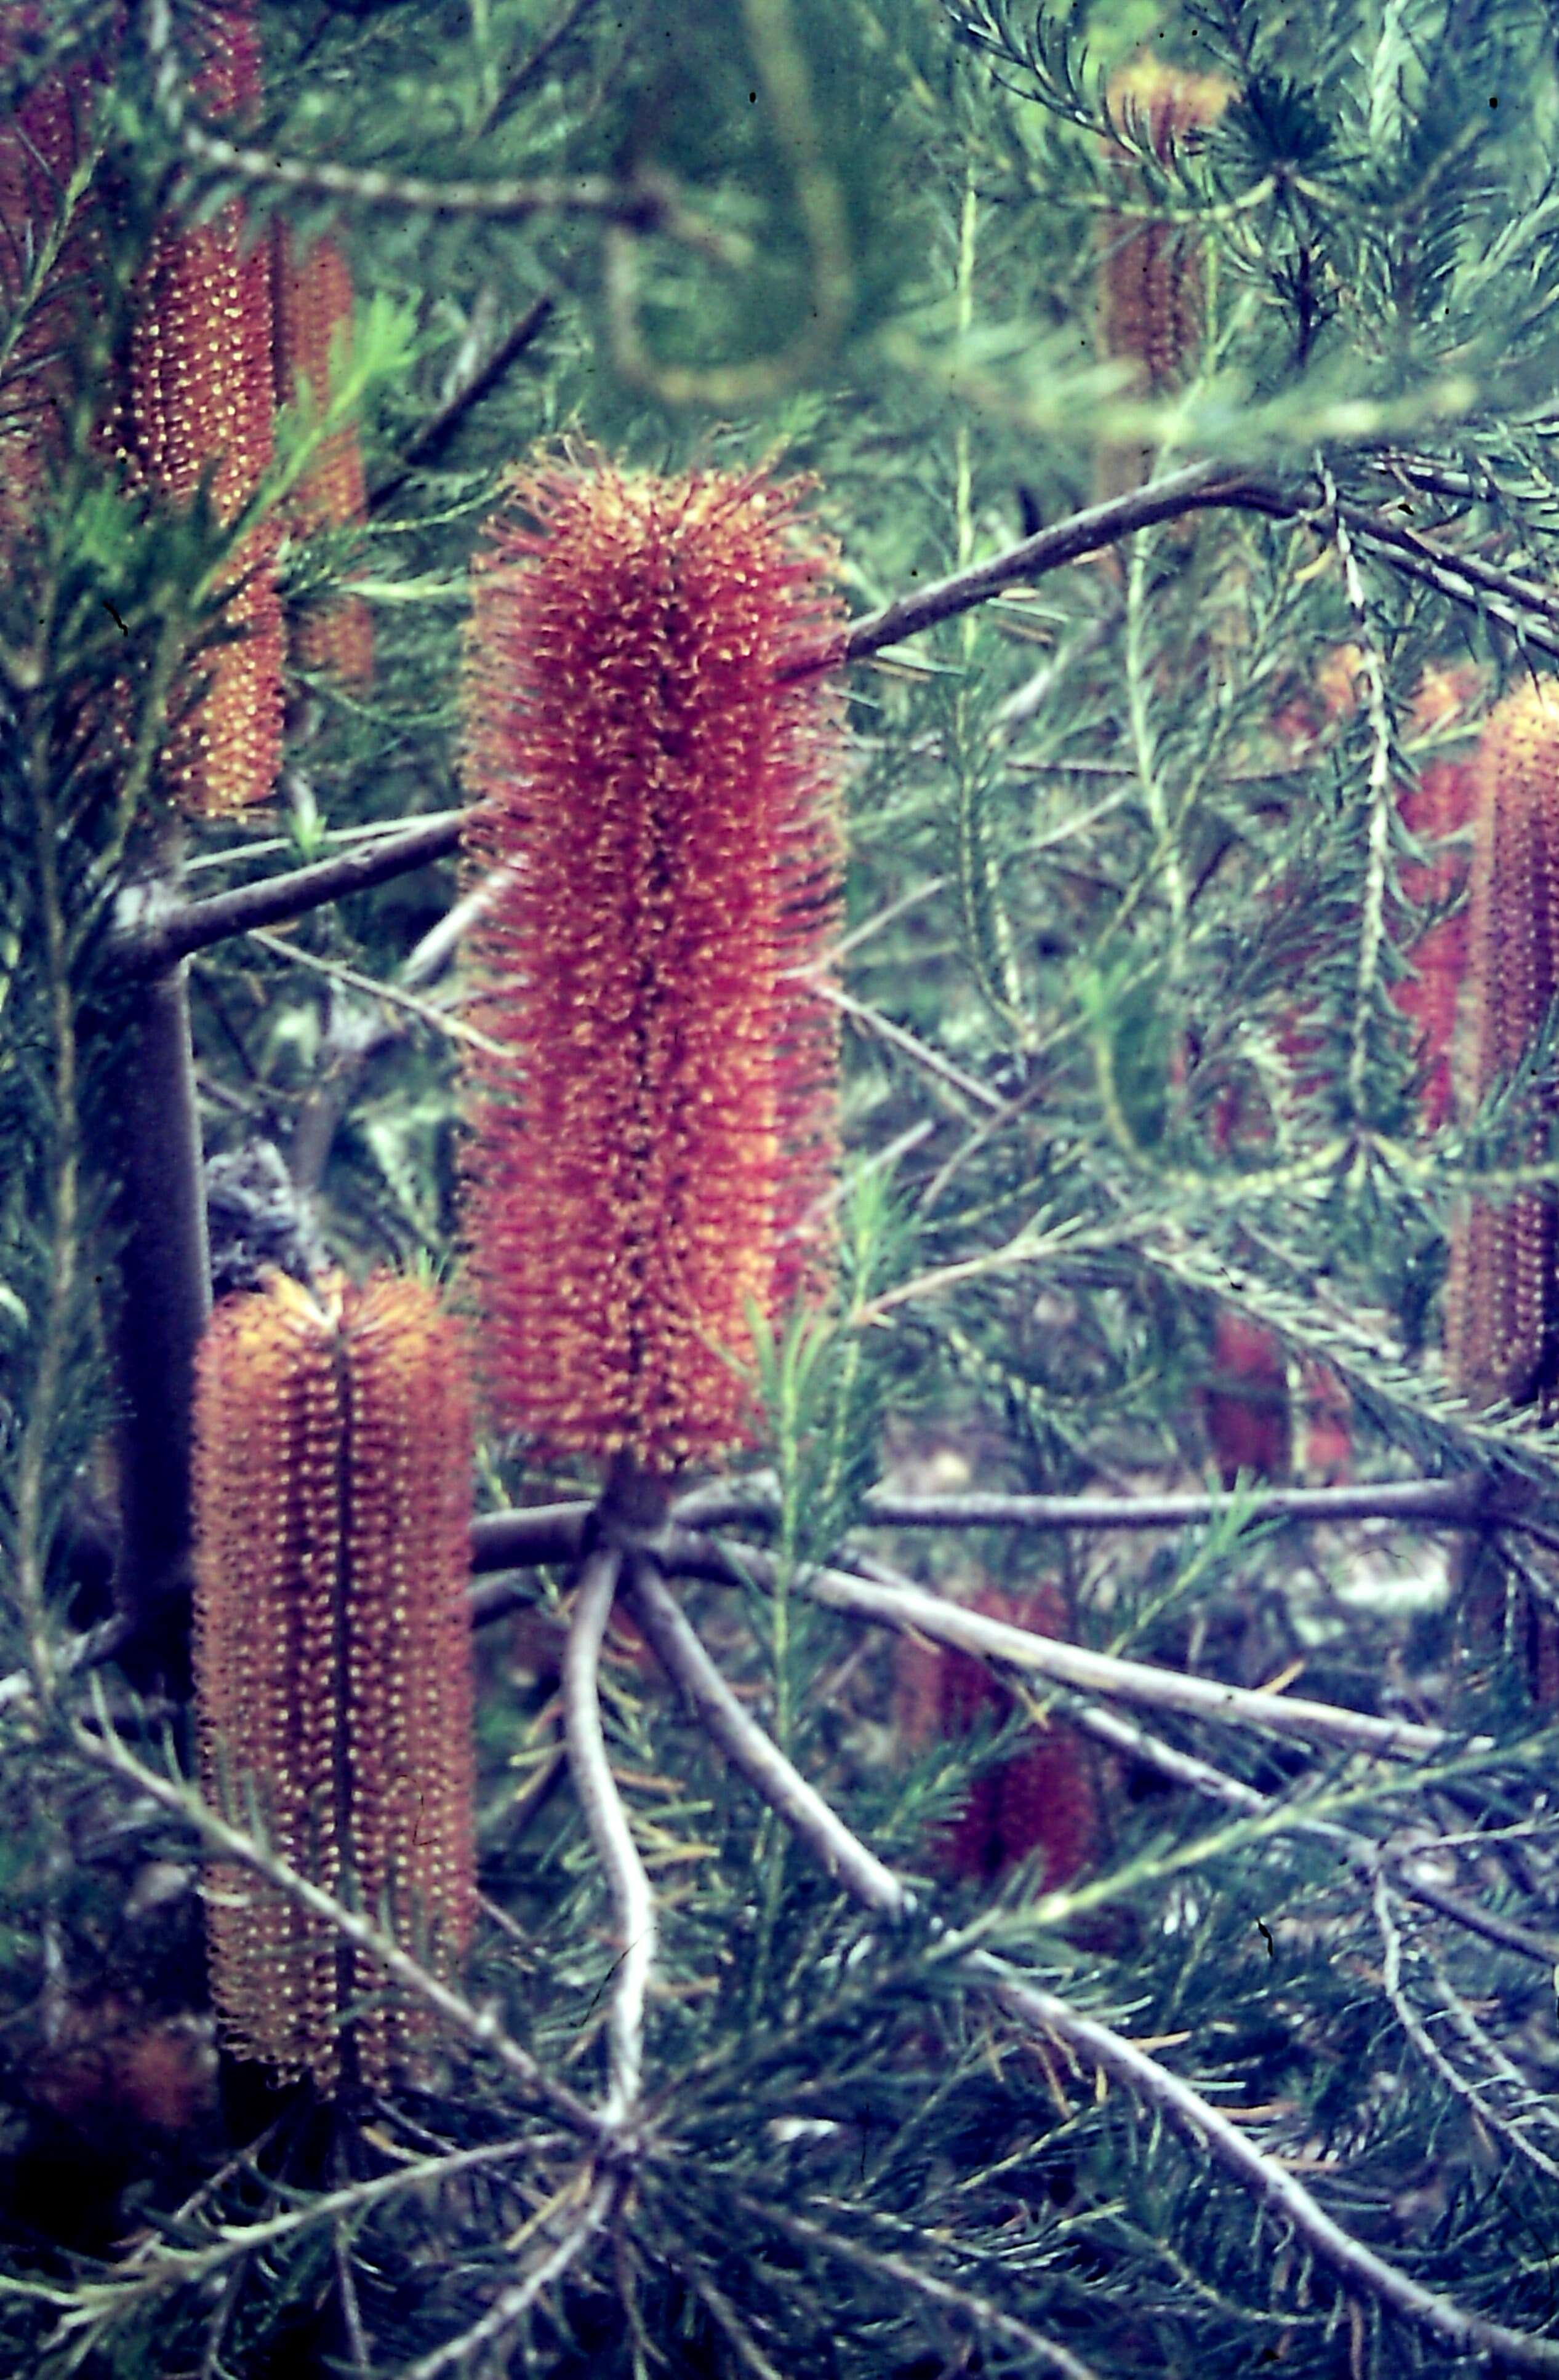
[460, 461, 846, 1475]
[270, 221, 373, 684]
[0, 9, 104, 550]
[193, 1271, 476, 2091]
[1445, 677, 1559, 1415]
[894, 1585, 1101, 1890]
[1096, 55, 1232, 505]
[121, 0, 282, 815]
[1392, 665, 1481, 1134]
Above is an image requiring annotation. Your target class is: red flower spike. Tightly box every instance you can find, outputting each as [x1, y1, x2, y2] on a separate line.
[1096, 57, 1232, 506]
[460, 463, 846, 1475]
[193, 1271, 476, 2092]
[270, 222, 373, 683]
[121, 0, 281, 815]
[1446, 677, 1559, 1413]
[895, 1584, 1101, 1890]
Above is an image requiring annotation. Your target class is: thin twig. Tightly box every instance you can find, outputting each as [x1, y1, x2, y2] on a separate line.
[1073, 1701, 1559, 1967]
[625, 1559, 912, 1914]
[675, 1472, 1501, 1539]
[735, 2192, 1104, 2380]
[563, 1548, 656, 2125]
[817, 980, 1006, 1111]
[143, 0, 726, 246]
[247, 928, 507, 1054]
[1371, 1875, 1559, 2184]
[368, 296, 557, 513]
[832, 461, 1256, 666]
[671, 1535, 1460, 1762]
[399, 2175, 615, 2380]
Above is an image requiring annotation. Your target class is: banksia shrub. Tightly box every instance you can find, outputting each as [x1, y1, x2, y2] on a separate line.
[1096, 56, 1232, 505]
[460, 461, 846, 1474]
[270, 221, 372, 683]
[894, 1584, 1101, 1889]
[1445, 676, 1559, 1415]
[192, 1271, 476, 2092]
[120, 0, 282, 815]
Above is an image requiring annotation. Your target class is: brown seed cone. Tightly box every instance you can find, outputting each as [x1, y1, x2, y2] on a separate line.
[1445, 679, 1559, 1703]
[193, 1271, 475, 2092]
[270, 222, 373, 683]
[0, 17, 103, 553]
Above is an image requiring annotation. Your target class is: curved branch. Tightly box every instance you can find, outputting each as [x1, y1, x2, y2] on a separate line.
[112, 811, 470, 976]
[833, 461, 1259, 666]
[615, 1563, 1559, 2373]
[674, 1471, 1502, 1538]
[563, 1546, 656, 2126]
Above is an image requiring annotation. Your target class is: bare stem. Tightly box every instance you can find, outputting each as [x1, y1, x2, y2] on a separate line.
[625, 1557, 911, 1914]
[109, 938, 211, 1690]
[563, 1547, 657, 2125]
[625, 1572, 1558, 2371]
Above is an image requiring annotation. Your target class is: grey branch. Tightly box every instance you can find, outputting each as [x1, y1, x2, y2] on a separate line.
[563, 1546, 656, 2126]
[111, 812, 470, 976]
[368, 297, 557, 513]
[625, 1557, 912, 1914]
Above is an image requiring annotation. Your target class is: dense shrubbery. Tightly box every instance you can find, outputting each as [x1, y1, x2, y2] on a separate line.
[7, 1, 1559, 2373]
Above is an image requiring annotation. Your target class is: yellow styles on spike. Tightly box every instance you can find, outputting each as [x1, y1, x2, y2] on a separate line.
[192, 1270, 476, 2091]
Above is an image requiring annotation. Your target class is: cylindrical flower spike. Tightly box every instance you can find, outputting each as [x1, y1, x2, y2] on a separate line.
[1392, 665, 1481, 1134]
[1096, 57, 1232, 507]
[1445, 677, 1559, 1415]
[460, 461, 846, 1476]
[193, 1271, 476, 2091]
[270, 222, 373, 683]
[121, 0, 282, 815]
[894, 1584, 1101, 1890]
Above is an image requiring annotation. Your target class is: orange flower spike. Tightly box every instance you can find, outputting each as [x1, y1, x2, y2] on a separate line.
[124, 0, 282, 815]
[461, 463, 846, 1476]
[1446, 677, 1559, 1410]
[0, 9, 112, 546]
[270, 221, 373, 682]
[1097, 57, 1232, 507]
[192, 1272, 476, 2091]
